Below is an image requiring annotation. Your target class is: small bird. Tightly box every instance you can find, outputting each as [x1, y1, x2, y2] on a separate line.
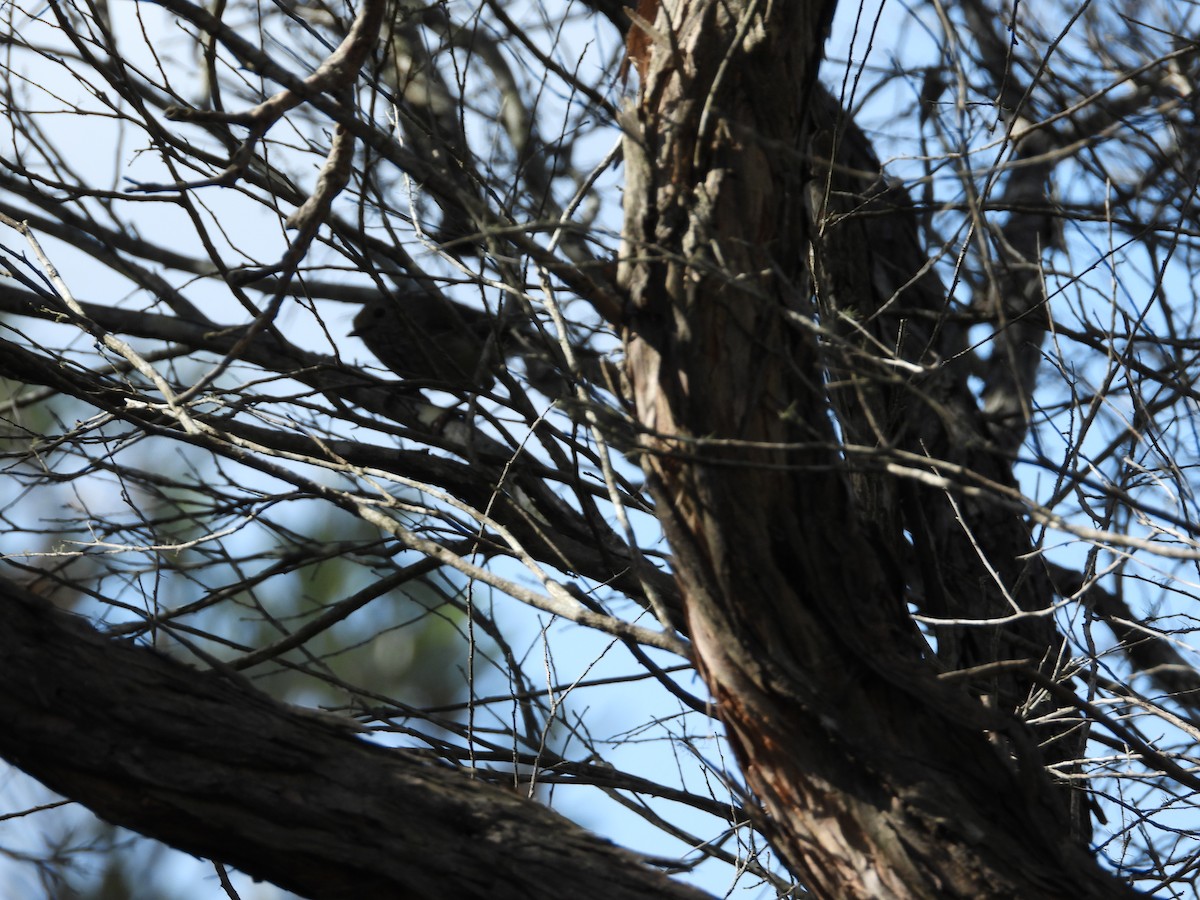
[351, 292, 619, 399]
[351, 293, 507, 390]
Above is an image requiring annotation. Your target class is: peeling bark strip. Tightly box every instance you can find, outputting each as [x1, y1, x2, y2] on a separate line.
[617, 2, 1139, 897]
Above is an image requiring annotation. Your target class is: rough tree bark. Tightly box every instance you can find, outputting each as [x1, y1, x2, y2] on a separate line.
[805, 88, 1088, 834]
[0, 575, 709, 900]
[618, 1, 1139, 896]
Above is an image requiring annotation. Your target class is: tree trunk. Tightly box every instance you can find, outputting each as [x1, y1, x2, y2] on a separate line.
[618, 1, 1139, 896]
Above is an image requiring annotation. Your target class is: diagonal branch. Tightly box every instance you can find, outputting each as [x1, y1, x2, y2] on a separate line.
[0, 572, 710, 900]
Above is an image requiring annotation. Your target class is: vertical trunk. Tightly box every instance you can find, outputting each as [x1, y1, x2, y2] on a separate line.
[805, 91, 1087, 834]
[619, 2, 1138, 895]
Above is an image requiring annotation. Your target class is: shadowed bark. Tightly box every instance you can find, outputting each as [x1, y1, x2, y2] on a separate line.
[0, 574, 709, 900]
[618, 0, 1140, 895]
[805, 88, 1087, 833]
